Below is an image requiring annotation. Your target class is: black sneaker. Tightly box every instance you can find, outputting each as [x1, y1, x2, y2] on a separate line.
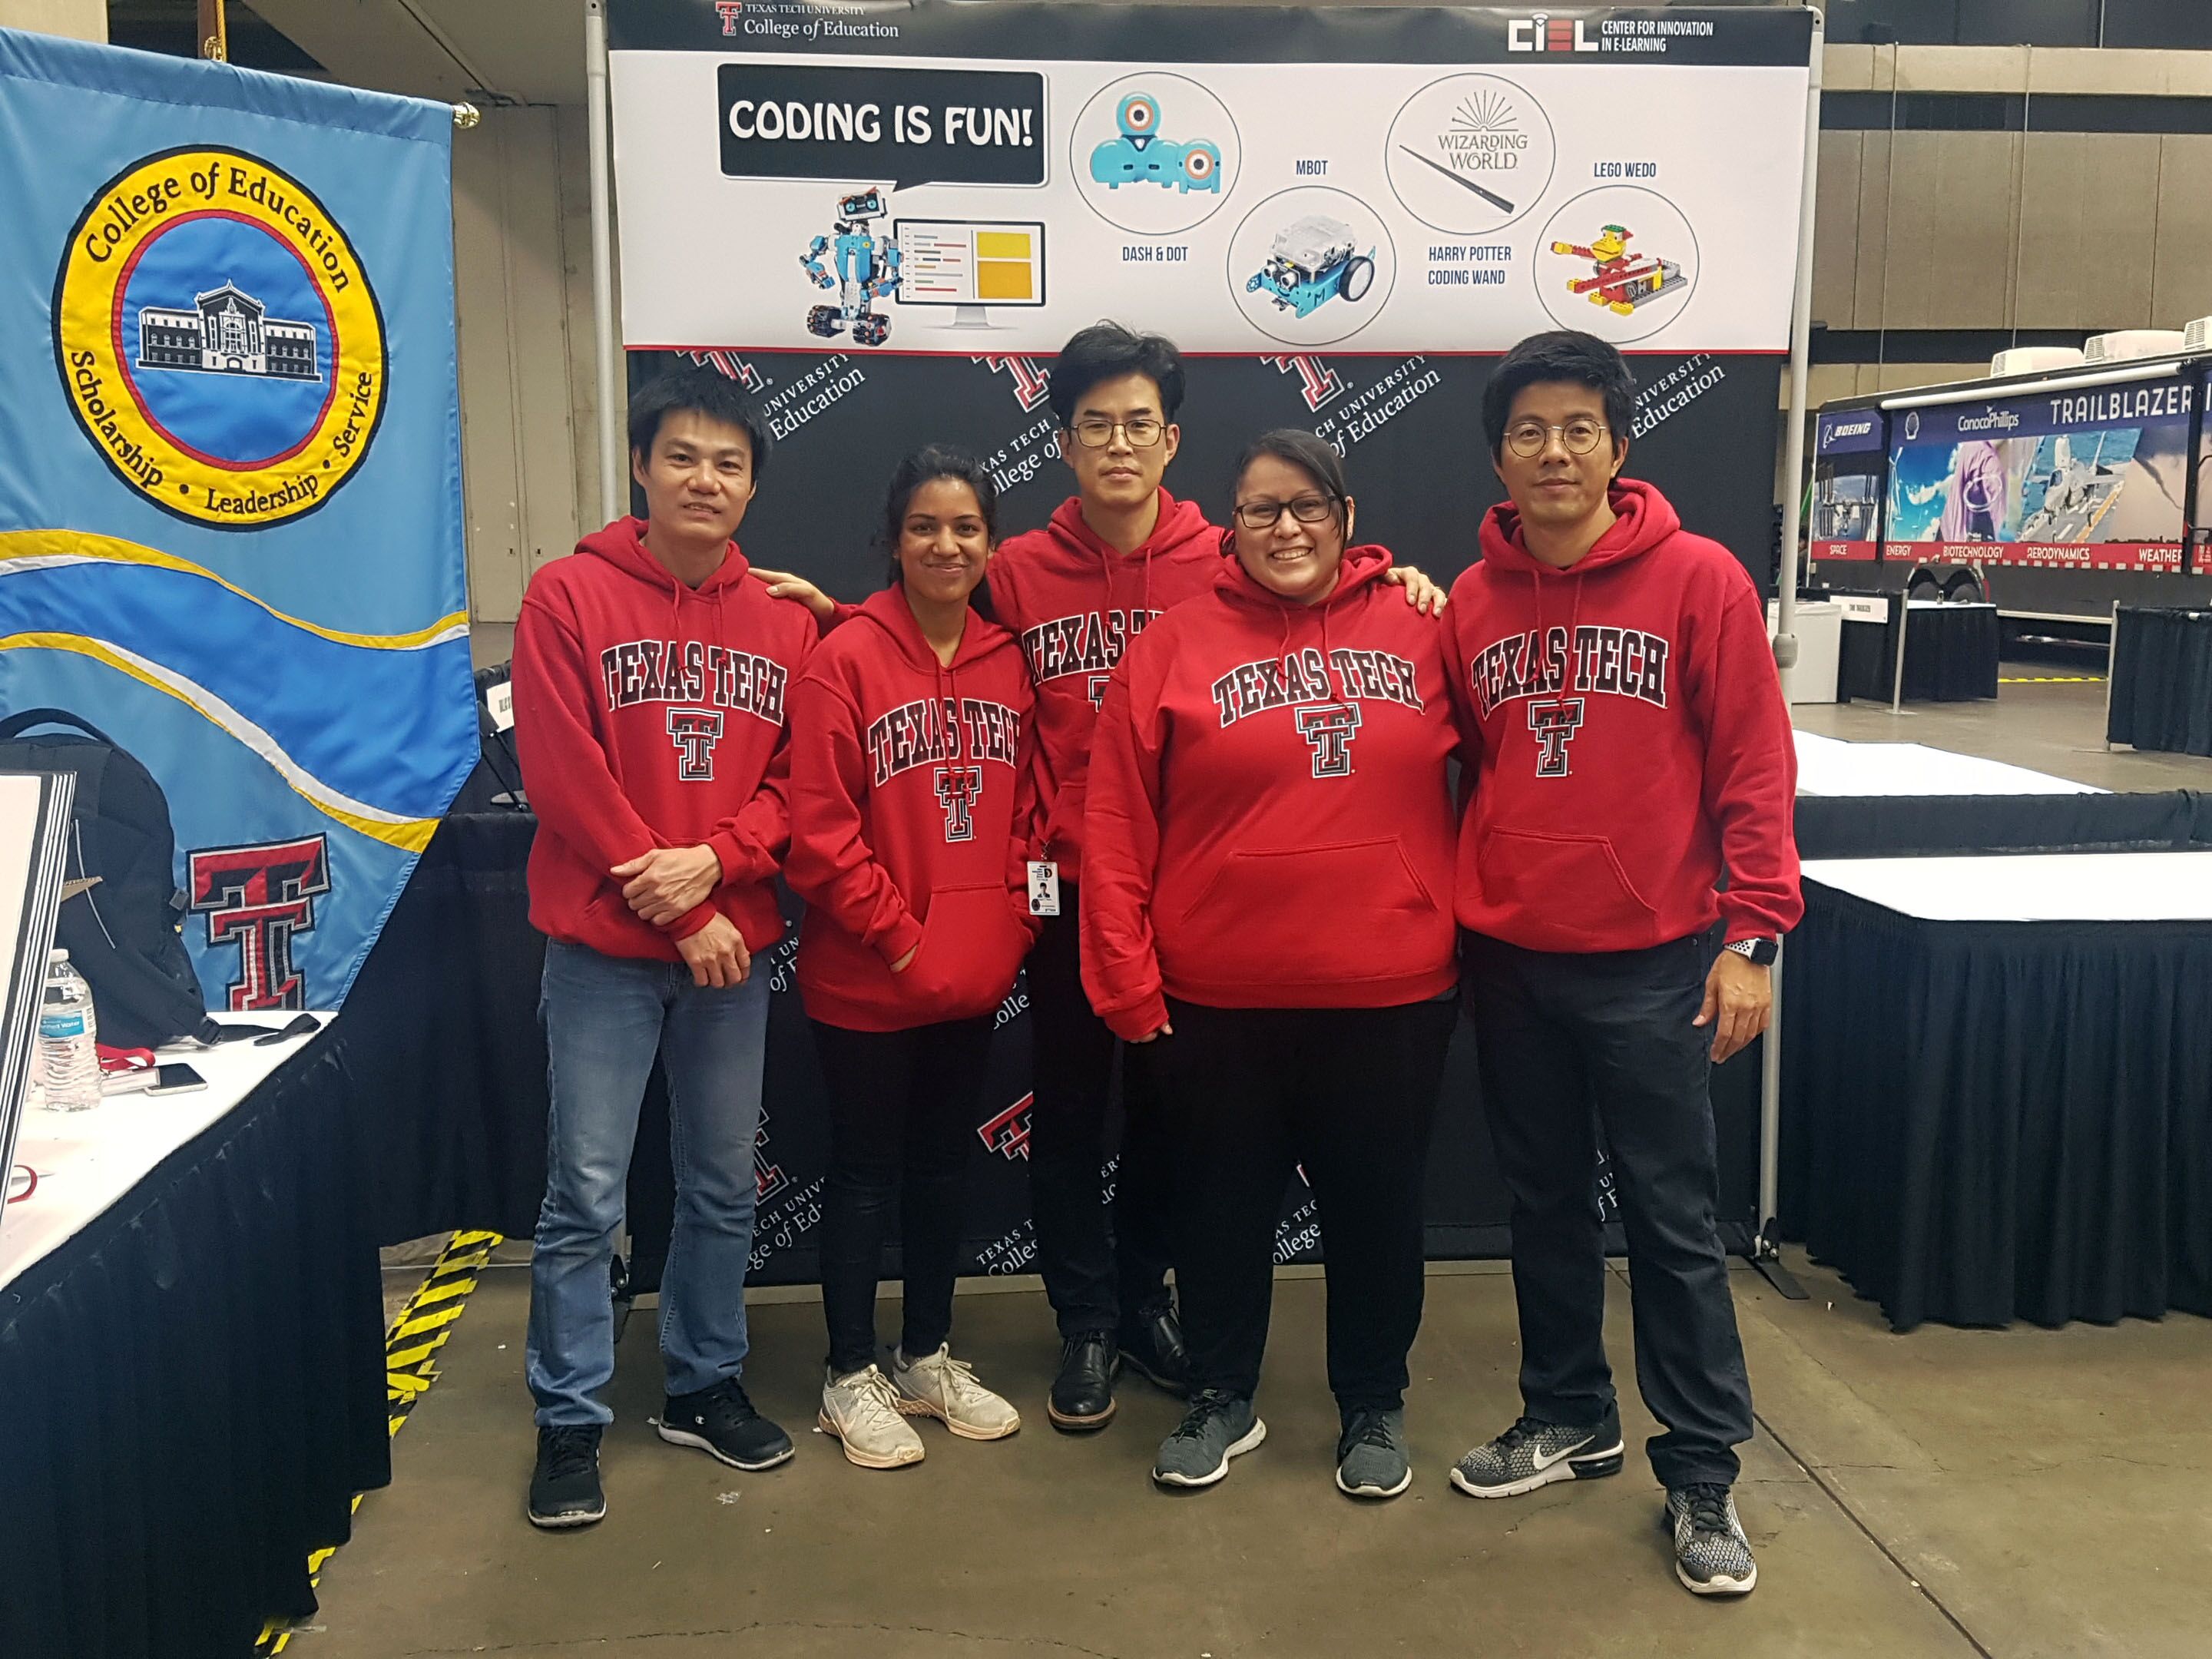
[1118, 1299, 1189, 1398]
[1448, 1407, 1624, 1498]
[1664, 1482, 1758, 1596]
[1048, 1333, 1119, 1432]
[1151, 1389, 1266, 1489]
[1335, 1406, 1412, 1499]
[528, 1424, 606, 1530]
[657, 1377, 795, 1472]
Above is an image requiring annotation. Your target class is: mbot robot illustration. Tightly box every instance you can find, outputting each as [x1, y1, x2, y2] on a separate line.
[1244, 215, 1376, 320]
[1088, 93, 1222, 194]
[1549, 223, 1687, 315]
[800, 187, 901, 347]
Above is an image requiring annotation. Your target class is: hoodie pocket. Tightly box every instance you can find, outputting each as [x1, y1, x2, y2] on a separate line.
[1477, 828, 1659, 949]
[1174, 837, 1443, 989]
[905, 883, 1031, 1012]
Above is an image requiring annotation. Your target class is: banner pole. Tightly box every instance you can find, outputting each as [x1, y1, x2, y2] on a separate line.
[1753, 935, 1805, 1296]
[584, 0, 625, 526]
[1772, 11, 1825, 670]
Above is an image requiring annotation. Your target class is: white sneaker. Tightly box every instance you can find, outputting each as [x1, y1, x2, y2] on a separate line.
[891, 1344, 1022, 1441]
[818, 1364, 926, 1469]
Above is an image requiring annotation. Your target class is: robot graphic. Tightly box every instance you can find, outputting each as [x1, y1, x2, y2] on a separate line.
[800, 187, 901, 347]
[1549, 224, 1687, 315]
[1245, 215, 1376, 320]
[1088, 93, 1222, 194]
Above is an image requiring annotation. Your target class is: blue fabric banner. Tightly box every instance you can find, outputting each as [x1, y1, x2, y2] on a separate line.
[0, 30, 475, 1010]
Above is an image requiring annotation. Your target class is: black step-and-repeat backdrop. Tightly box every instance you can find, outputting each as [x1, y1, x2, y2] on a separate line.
[600, 1, 1810, 1280]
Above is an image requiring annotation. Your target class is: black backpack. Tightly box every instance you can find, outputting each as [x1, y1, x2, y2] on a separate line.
[0, 708, 211, 1048]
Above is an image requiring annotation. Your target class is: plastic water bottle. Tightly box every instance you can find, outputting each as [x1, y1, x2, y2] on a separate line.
[38, 949, 101, 1112]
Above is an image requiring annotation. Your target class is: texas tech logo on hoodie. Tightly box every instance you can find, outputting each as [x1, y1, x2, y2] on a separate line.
[1466, 624, 1671, 778]
[863, 695, 1022, 841]
[1019, 608, 1163, 709]
[1210, 644, 1426, 778]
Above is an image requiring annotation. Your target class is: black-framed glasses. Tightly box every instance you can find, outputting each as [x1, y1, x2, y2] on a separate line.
[1233, 494, 1338, 530]
[1505, 418, 1608, 459]
[1068, 416, 1164, 449]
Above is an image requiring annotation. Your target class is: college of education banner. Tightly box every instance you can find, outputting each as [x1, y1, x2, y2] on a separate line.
[609, 1, 1795, 1273]
[0, 31, 477, 1010]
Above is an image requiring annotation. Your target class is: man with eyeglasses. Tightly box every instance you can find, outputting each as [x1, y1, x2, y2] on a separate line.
[1442, 330, 1800, 1598]
[985, 321, 1445, 1435]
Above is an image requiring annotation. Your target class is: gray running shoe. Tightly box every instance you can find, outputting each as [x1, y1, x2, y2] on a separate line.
[1664, 1483, 1758, 1595]
[1335, 1407, 1412, 1499]
[1151, 1389, 1266, 1488]
[1449, 1408, 1624, 1498]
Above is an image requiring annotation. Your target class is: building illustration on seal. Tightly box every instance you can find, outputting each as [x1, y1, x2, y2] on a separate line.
[136, 280, 320, 381]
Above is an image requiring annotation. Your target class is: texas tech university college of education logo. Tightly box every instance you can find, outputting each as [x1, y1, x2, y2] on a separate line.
[53, 147, 387, 529]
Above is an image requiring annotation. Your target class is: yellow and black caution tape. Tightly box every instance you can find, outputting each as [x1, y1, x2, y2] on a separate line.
[1998, 674, 2104, 684]
[254, 1229, 503, 1655]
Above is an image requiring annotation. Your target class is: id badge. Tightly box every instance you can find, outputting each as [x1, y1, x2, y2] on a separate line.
[1027, 860, 1061, 917]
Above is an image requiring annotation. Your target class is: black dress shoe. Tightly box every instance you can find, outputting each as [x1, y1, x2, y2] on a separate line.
[1118, 1300, 1189, 1398]
[1048, 1332, 1118, 1432]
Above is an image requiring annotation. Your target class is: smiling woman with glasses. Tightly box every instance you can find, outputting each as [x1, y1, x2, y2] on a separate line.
[1080, 428, 1465, 1505]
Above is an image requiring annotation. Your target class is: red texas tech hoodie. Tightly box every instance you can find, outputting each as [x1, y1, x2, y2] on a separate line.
[1448, 478, 1802, 955]
[512, 518, 818, 960]
[1081, 547, 1461, 1042]
[986, 488, 1220, 886]
[786, 587, 1040, 1032]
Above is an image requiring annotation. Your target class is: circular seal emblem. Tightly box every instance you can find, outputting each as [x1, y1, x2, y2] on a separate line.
[52, 145, 386, 530]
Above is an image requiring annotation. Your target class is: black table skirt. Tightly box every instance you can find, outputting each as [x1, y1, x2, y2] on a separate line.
[0, 1037, 391, 1659]
[1778, 883, 2212, 1332]
[1794, 788, 2212, 860]
[2108, 606, 2212, 756]
[1836, 600, 2001, 703]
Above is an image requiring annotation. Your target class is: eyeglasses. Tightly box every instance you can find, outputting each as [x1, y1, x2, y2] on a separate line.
[1504, 418, 1609, 459]
[1068, 416, 1164, 449]
[1233, 494, 1339, 530]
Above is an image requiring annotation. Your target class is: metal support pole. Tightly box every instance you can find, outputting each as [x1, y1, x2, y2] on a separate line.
[1771, 14, 1825, 672]
[197, 0, 227, 60]
[2104, 599, 2121, 750]
[584, 0, 626, 527]
[1889, 596, 1909, 714]
[1752, 935, 1806, 1296]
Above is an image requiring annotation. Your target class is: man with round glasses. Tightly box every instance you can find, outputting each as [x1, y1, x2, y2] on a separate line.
[1443, 329, 1800, 1598]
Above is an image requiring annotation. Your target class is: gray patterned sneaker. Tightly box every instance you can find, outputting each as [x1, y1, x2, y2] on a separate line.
[1449, 1408, 1624, 1498]
[1152, 1389, 1267, 1488]
[1334, 1407, 1412, 1499]
[1664, 1483, 1757, 1595]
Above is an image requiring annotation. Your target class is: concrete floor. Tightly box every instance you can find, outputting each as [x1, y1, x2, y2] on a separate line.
[309, 1256, 2212, 1659]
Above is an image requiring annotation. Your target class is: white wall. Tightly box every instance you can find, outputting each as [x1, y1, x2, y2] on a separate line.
[0, 0, 103, 41]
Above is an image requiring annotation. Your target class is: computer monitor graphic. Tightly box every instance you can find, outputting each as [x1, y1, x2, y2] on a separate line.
[895, 219, 1047, 329]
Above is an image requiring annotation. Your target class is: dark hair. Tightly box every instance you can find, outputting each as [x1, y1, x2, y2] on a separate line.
[880, 444, 1000, 588]
[627, 366, 773, 481]
[1482, 329, 1636, 460]
[1047, 320, 1187, 429]
[1229, 429, 1349, 532]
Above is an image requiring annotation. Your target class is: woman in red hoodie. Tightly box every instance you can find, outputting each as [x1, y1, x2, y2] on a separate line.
[1081, 430, 1462, 1501]
[786, 445, 1039, 1470]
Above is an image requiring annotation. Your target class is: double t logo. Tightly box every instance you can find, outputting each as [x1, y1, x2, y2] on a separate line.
[1527, 697, 1585, 777]
[1295, 703, 1362, 777]
[934, 765, 983, 841]
[667, 707, 725, 780]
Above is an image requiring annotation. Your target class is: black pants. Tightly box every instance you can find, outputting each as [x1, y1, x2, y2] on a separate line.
[1025, 891, 1174, 1339]
[812, 1016, 993, 1376]
[1462, 929, 1753, 1489]
[1157, 996, 1458, 1412]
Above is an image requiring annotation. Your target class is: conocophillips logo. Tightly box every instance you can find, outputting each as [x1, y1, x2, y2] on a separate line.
[52, 146, 387, 530]
[1956, 406, 2022, 432]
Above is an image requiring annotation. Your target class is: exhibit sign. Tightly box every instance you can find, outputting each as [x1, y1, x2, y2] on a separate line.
[0, 31, 478, 1009]
[1884, 382, 2193, 574]
[1810, 408, 1884, 563]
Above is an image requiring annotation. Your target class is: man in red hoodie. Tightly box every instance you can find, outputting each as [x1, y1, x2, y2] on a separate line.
[1443, 332, 1800, 1598]
[509, 369, 820, 1530]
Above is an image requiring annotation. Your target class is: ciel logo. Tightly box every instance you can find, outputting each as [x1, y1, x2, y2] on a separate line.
[1508, 13, 1599, 51]
[54, 146, 386, 529]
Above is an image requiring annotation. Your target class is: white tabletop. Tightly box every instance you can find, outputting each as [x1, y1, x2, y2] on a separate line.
[1803, 853, 2212, 923]
[1793, 730, 2101, 799]
[1, 1014, 329, 1293]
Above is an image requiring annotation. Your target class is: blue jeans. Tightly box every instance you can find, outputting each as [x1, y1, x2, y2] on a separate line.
[526, 939, 769, 1427]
